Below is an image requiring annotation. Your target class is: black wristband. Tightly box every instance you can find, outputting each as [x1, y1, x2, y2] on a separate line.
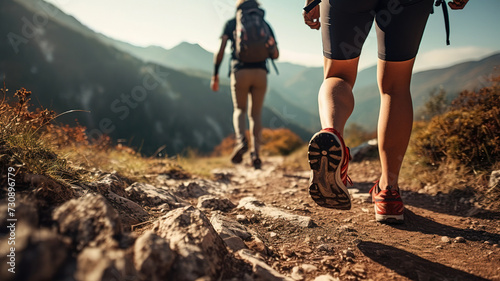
[214, 63, 221, 76]
[304, 0, 321, 13]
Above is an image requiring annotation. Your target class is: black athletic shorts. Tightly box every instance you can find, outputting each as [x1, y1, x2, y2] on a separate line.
[320, 0, 434, 61]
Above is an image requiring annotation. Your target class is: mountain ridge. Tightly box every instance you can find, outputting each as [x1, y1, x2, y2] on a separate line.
[3, 0, 499, 148]
[0, 0, 314, 156]
[99, 37, 499, 129]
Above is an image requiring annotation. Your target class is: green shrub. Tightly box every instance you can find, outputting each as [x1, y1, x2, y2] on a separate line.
[416, 88, 449, 121]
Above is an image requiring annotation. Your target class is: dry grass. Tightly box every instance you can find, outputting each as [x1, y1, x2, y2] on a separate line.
[0, 87, 82, 185]
[177, 149, 234, 179]
[2, 82, 497, 212]
[55, 144, 186, 182]
[0, 86, 183, 187]
[280, 144, 309, 172]
[399, 78, 500, 208]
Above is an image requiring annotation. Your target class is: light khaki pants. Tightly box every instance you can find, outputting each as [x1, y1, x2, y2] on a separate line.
[230, 68, 267, 156]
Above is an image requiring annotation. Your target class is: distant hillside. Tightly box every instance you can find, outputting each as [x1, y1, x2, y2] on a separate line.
[0, 0, 313, 155]
[107, 33, 500, 131]
[109, 41, 217, 74]
[6, 0, 498, 139]
[350, 53, 500, 129]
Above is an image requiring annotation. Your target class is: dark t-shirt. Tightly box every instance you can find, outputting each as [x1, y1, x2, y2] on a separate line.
[222, 18, 276, 74]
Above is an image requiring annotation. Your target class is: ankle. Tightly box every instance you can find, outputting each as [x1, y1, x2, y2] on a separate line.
[322, 127, 343, 136]
[378, 180, 399, 191]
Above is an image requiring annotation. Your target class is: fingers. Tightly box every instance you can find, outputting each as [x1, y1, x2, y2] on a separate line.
[304, 17, 321, 30]
[307, 21, 321, 30]
[303, 6, 321, 30]
[266, 37, 276, 47]
[211, 82, 219, 92]
[210, 76, 219, 92]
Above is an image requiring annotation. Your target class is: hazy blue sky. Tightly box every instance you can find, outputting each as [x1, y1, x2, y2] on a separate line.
[45, 0, 500, 71]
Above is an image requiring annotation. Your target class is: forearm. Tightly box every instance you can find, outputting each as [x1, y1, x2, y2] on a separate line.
[213, 52, 223, 76]
[213, 36, 228, 76]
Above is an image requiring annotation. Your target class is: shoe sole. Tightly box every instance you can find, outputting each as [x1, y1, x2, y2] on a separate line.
[308, 132, 351, 210]
[375, 212, 404, 224]
[372, 190, 405, 224]
[253, 159, 262, 170]
[231, 146, 248, 164]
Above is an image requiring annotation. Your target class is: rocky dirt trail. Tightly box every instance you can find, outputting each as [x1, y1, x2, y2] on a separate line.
[1, 155, 499, 281]
[216, 157, 500, 281]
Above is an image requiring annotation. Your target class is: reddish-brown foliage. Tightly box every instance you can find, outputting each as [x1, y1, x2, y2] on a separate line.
[212, 128, 304, 157]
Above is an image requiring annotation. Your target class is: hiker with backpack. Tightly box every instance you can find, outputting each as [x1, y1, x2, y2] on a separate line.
[302, 0, 468, 222]
[211, 0, 279, 169]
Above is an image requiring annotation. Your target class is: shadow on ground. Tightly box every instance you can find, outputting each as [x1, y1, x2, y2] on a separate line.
[353, 181, 500, 220]
[391, 209, 500, 243]
[357, 240, 490, 281]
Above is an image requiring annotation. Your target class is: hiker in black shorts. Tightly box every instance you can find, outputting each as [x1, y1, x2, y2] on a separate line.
[303, 0, 468, 222]
[211, 0, 279, 169]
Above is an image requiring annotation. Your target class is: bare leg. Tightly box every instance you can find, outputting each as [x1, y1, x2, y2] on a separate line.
[319, 57, 359, 135]
[377, 58, 415, 190]
[307, 57, 359, 210]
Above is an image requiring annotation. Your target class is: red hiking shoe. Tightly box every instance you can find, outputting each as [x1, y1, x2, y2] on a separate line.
[369, 181, 405, 223]
[308, 128, 352, 210]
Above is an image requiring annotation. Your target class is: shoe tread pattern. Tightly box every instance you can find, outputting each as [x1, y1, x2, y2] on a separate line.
[308, 132, 351, 210]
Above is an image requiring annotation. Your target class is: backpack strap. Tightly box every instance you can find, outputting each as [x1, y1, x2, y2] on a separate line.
[435, 0, 451, 45]
[270, 59, 279, 75]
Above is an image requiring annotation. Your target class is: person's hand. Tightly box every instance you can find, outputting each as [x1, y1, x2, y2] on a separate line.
[448, 0, 468, 10]
[266, 36, 279, 59]
[211, 75, 219, 92]
[266, 36, 276, 48]
[303, 0, 320, 30]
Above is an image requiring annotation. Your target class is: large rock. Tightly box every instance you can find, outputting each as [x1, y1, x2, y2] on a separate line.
[53, 194, 122, 251]
[237, 249, 294, 281]
[210, 213, 250, 252]
[23, 174, 75, 204]
[134, 231, 176, 281]
[105, 191, 149, 226]
[173, 181, 210, 198]
[75, 247, 136, 281]
[0, 225, 68, 281]
[89, 172, 132, 197]
[126, 182, 185, 209]
[350, 139, 378, 162]
[489, 170, 500, 188]
[0, 199, 39, 229]
[152, 206, 228, 281]
[197, 195, 236, 212]
[238, 197, 313, 228]
[314, 275, 340, 281]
